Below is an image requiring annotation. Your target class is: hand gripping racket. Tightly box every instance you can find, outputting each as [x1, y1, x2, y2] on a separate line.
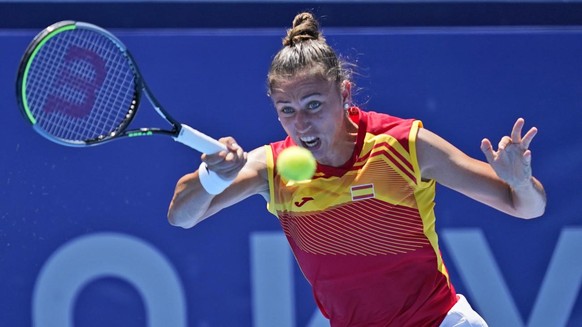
[16, 21, 227, 154]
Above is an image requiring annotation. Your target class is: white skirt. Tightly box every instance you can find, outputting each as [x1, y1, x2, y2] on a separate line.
[439, 294, 488, 327]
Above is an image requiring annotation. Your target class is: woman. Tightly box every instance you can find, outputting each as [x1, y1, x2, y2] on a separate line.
[168, 12, 546, 327]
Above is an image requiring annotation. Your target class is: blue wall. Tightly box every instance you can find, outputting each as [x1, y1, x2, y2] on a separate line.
[1, 26, 581, 326]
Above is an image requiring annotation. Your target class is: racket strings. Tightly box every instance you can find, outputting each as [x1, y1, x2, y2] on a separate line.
[25, 27, 137, 144]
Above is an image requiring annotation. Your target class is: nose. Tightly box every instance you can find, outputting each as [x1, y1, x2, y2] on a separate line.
[294, 110, 311, 133]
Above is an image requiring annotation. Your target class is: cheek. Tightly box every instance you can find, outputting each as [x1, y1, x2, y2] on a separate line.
[322, 110, 343, 128]
[278, 119, 295, 135]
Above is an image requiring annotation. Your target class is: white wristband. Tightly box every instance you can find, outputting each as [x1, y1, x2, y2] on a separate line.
[198, 162, 235, 195]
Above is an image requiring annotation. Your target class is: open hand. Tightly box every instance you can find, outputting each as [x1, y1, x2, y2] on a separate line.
[480, 118, 537, 189]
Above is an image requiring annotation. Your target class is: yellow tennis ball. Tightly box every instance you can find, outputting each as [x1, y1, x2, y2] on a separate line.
[276, 146, 317, 182]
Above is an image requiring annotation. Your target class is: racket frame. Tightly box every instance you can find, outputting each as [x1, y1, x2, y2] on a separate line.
[16, 21, 213, 150]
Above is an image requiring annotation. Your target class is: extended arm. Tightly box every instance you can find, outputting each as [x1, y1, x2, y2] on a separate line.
[417, 118, 546, 219]
[167, 140, 269, 228]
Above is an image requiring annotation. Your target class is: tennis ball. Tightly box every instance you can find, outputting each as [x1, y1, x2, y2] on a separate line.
[276, 146, 317, 182]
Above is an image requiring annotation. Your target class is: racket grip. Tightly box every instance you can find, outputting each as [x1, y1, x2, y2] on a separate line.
[175, 124, 227, 154]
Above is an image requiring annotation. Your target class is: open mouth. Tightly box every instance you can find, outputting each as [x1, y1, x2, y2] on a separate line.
[300, 136, 320, 149]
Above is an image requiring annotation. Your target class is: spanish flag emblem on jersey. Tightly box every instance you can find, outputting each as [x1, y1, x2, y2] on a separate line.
[350, 183, 375, 201]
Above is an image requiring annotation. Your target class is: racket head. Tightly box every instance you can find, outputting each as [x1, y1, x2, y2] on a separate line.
[16, 21, 141, 147]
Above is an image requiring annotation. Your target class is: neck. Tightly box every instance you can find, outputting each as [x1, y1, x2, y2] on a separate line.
[324, 113, 359, 167]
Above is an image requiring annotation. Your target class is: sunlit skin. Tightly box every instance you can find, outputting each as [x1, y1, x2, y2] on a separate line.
[167, 12, 547, 324]
[168, 72, 545, 229]
[270, 73, 359, 167]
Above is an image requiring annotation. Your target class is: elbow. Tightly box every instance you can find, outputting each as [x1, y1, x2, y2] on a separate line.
[524, 207, 546, 220]
[518, 212, 543, 220]
[515, 201, 547, 220]
[510, 181, 547, 220]
[167, 205, 200, 229]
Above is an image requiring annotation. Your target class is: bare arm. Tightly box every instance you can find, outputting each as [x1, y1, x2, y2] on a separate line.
[417, 118, 546, 219]
[167, 141, 269, 229]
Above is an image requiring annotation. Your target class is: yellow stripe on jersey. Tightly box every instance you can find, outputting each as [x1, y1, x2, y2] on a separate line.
[266, 117, 450, 284]
[409, 120, 451, 285]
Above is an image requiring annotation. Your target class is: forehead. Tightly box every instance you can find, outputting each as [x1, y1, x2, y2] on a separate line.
[270, 73, 338, 99]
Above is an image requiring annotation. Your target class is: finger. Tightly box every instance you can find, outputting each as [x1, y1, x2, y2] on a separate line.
[224, 144, 246, 165]
[498, 136, 512, 151]
[521, 127, 538, 149]
[523, 149, 532, 165]
[215, 137, 232, 148]
[207, 137, 235, 162]
[226, 143, 245, 163]
[231, 142, 246, 160]
[480, 138, 496, 163]
[222, 153, 248, 176]
[203, 150, 228, 165]
[227, 141, 240, 152]
[511, 117, 525, 142]
[236, 147, 246, 161]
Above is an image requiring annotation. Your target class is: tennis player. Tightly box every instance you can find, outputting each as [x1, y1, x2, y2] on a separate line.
[168, 12, 546, 327]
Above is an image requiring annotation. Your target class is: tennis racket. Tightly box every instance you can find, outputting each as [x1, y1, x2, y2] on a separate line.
[16, 20, 226, 154]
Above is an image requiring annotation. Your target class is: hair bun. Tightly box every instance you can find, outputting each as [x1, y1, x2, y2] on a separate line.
[283, 12, 324, 47]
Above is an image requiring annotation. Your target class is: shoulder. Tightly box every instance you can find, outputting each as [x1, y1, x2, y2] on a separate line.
[359, 109, 421, 154]
[268, 137, 294, 155]
[265, 137, 298, 169]
[362, 109, 418, 138]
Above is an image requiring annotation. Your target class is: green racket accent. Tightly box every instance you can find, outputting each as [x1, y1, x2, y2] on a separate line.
[20, 24, 77, 125]
[127, 130, 154, 137]
[16, 20, 225, 152]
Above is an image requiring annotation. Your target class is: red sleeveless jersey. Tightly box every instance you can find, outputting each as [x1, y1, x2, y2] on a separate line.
[265, 108, 457, 326]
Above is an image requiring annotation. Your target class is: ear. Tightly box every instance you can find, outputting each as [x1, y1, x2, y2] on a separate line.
[341, 80, 352, 103]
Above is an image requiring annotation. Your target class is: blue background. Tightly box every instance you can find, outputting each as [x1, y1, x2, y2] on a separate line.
[1, 4, 581, 326]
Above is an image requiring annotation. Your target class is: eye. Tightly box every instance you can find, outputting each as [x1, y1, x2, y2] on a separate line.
[306, 101, 322, 111]
[280, 106, 295, 115]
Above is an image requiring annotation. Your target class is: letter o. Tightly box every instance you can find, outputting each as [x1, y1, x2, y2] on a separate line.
[32, 232, 187, 326]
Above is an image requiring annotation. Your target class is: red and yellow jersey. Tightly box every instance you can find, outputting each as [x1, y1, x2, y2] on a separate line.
[265, 108, 457, 326]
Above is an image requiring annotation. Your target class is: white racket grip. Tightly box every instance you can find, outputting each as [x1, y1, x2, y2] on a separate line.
[174, 124, 227, 154]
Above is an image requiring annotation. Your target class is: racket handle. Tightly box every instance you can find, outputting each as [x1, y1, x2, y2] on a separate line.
[174, 124, 227, 154]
